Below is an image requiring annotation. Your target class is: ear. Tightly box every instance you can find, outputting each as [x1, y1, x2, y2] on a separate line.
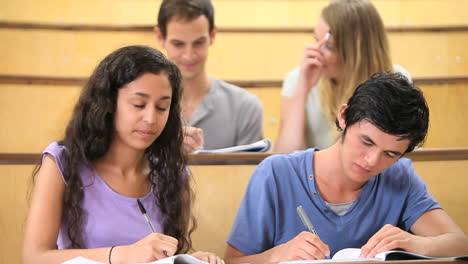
[209, 26, 217, 45]
[337, 104, 348, 130]
[154, 26, 165, 48]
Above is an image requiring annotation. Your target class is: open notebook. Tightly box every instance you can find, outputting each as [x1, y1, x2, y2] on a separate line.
[194, 139, 272, 154]
[62, 254, 209, 264]
[280, 248, 468, 263]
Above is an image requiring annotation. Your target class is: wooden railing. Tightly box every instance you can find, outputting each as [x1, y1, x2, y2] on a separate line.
[1, 148, 468, 166]
[1, 21, 468, 33]
[1, 74, 467, 88]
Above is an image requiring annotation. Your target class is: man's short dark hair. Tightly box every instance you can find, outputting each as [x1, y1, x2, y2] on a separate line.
[157, 0, 215, 38]
[336, 72, 429, 153]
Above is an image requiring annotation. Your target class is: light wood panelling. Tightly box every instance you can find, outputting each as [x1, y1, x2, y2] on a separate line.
[2, 160, 468, 262]
[1, 0, 467, 26]
[0, 84, 281, 152]
[0, 165, 32, 264]
[0, 84, 80, 152]
[413, 160, 468, 236]
[247, 88, 281, 143]
[0, 29, 156, 77]
[421, 83, 468, 148]
[1, 83, 467, 152]
[1, 29, 467, 80]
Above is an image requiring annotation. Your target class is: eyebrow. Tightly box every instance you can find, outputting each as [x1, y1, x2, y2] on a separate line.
[361, 135, 403, 156]
[169, 36, 207, 44]
[134, 92, 171, 100]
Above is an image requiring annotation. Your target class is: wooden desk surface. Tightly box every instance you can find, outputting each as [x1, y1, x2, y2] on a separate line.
[1, 148, 468, 165]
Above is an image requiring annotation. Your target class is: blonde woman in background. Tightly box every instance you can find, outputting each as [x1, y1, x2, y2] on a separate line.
[275, 0, 411, 152]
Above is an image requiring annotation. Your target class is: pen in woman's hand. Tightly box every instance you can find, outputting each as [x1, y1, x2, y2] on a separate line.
[137, 198, 169, 257]
[137, 198, 156, 233]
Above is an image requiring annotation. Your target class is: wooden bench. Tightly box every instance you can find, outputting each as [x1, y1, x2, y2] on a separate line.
[1, 150, 467, 262]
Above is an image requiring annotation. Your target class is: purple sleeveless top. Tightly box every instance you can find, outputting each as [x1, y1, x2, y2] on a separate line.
[43, 142, 164, 249]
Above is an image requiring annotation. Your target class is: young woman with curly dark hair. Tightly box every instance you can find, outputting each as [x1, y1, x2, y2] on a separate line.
[22, 45, 223, 264]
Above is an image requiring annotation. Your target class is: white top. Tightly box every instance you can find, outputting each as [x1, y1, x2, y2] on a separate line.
[281, 65, 412, 149]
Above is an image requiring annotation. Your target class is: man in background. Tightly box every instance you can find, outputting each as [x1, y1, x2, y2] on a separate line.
[155, 0, 263, 151]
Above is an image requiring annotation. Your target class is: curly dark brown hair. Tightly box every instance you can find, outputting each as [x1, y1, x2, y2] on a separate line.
[33, 45, 195, 253]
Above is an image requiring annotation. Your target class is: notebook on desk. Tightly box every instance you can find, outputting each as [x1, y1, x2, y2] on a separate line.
[279, 248, 468, 263]
[62, 254, 209, 264]
[193, 139, 272, 154]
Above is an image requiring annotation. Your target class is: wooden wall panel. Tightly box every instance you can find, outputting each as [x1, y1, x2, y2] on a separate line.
[1, 83, 467, 152]
[1, 29, 467, 80]
[0, 165, 32, 264]
[0, 84, 80, 152]
[0, 29, 155, 77]
[1, 1, 467, 26]
[2, 160, 468, 262]
[245, 87, 281, 144]
[421, 83, 468, 148]
[413, 160, 468, 235]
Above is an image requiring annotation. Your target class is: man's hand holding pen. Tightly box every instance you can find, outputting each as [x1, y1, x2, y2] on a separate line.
[267, 231, 330, 262]
[257, 205, 331, 262]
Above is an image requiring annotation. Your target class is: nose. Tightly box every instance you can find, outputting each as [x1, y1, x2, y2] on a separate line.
[143, 108, 157, 125]
[364, 149, 380, 167]
[182, 46, 195, 61]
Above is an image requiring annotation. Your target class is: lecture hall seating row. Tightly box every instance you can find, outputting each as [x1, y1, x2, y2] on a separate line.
[1, 150, 468, 262]
[1, 1, 467, 263]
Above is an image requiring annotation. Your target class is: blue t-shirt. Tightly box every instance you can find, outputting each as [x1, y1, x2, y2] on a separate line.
[227, 148, 440, 256]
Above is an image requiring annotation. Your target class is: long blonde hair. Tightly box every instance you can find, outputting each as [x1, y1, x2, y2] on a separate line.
[319, 0, 392, 137]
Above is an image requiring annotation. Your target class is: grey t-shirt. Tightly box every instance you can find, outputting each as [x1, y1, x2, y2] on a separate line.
[188, 77, 264, 150]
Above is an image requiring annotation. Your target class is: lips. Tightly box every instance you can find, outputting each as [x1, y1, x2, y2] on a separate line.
[180, 61, 199, 69]
[136, 130, 156, 138]
[354, 163, 371, 173]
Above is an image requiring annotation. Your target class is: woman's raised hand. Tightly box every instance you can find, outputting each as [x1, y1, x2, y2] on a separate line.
[297, 36, 329, 94]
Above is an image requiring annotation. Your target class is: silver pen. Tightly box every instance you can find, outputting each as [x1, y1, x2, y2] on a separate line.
[137, 198, 156, 233]
[297, 205, 318, 236]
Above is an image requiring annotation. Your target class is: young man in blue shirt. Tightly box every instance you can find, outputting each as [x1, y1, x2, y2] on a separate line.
[225, 72, 468, 263]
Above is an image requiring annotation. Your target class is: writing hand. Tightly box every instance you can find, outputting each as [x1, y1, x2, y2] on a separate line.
[268, 231, 330, 262]
[112, 233, 178, 263]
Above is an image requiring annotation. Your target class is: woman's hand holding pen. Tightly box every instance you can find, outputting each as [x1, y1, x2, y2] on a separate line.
[191, 251, 225, 264]
[296, 36, 329, 96]
[267, 231, 330, 262]
[111, 233, 178, 263]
